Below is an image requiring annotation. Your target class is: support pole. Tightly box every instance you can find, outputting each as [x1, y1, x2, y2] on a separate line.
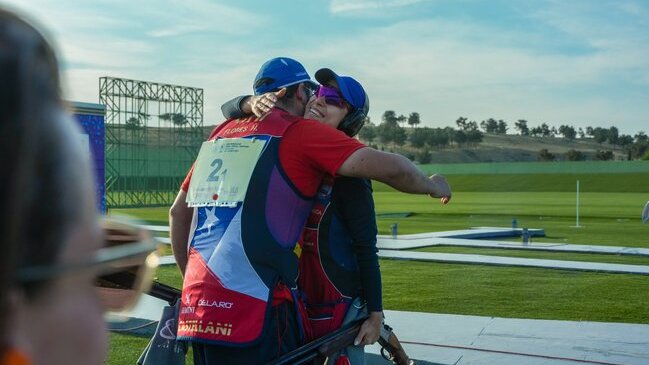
[575, 180, 580, 228]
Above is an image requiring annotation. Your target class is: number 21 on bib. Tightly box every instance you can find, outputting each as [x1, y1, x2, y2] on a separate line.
[186, 138, 265, 207]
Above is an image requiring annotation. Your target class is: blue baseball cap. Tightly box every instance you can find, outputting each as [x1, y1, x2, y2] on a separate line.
[315, 68, 369, 115]
[253, 57, 314, 95]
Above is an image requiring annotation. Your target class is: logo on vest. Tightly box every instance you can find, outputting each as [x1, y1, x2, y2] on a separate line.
[179, 320, 233, 336]
[159, 318, 177, 340]
[198, 298, 234, 309]
[181, 306, 195, 314]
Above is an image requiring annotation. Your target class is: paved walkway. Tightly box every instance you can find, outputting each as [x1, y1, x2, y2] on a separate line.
[378, 236, 649, 256]
[367, 310, 649, 365]
[379, 227, 546, 240]
[110, 296, 649, 365]
[378, 250, 649, 275]
[142, 224, 171, 232]
[149, 225, 544, 241]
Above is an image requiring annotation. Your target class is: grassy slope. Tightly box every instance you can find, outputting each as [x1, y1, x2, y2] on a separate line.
[386, 133, 629, 163]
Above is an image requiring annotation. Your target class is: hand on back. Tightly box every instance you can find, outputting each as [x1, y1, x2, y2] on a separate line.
[250, 88, 287, 117]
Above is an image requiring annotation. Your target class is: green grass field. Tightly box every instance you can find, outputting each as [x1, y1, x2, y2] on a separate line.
[106, 169, 649, 364]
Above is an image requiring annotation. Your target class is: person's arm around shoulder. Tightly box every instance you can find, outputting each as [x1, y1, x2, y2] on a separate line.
[221, 95, 251, 119]
[169, 189, 193, 276]
[337, 147, 451, 202]
[220, 89, 287, 119]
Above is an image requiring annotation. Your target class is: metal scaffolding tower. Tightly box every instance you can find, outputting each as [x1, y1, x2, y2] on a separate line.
[99, 77, 204, 208]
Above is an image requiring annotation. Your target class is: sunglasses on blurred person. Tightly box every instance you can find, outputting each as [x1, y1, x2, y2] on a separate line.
[303, 82, 318, 99]
[16, 218, 160, 312]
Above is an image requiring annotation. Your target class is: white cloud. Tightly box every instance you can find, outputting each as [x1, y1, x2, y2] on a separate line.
[615, 0, 649, 18]
[62, 68, 106, 103]
[1, 0, 268, 118]
[61, 36, 158, 70]
[143, 0, 267, 37]
[5, 0, 646, 134]
[147, 24, 210, 38]
[330, 0, 434, 14]
[531, 2, 649, 57]
[58, 11, 646, 132]
[288, 17, 648, 134]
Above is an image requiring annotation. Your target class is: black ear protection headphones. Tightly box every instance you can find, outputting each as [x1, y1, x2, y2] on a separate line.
[338, 93, 369, 137]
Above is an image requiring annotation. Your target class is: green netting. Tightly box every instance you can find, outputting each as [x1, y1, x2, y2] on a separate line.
[100, 77, 204, 208]
[108, 145, 194, 177]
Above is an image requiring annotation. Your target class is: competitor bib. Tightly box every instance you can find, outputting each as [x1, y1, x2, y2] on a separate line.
[186, 138, 265, 207]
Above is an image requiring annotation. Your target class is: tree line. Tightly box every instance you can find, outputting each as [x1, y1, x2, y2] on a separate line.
[357, 111, 649, 162]
[359, 113, 484, 150]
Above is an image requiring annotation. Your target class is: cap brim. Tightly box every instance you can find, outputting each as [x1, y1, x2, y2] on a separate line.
[315, 68, 338, 85]
[276, 77, 315, 90]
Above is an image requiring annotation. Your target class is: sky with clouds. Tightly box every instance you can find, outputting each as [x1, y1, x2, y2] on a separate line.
[3, 0, 648, 135]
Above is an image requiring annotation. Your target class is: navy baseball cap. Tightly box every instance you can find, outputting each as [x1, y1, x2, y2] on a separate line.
[253, 57, 315, 95]
[315, 68, 369, 115]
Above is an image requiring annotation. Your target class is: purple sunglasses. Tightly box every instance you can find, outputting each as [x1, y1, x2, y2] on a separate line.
[313, 85, 347, 108]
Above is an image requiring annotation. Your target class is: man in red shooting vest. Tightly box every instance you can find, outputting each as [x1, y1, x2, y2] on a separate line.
[169, 57, 451, 364]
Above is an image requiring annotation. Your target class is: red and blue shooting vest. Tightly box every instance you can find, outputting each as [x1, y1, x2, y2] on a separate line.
[177, 111, 313, 346]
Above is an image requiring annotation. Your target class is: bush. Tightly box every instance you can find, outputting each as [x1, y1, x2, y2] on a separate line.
[538, 148, 555, 161]
[595, 150, 614, 161]
[402, 152, 416, 161]
[125, 117, 143, 130]
[359, 124, 377, 144]
[642, 150, 649, 160]
[565, 149, 586, 161]
[416, 149, 432, 164]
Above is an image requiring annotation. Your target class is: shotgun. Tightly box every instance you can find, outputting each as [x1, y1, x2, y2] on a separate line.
[268, 318, 366, 365]
[100, 274, 416, 365]
[379, 324, 416, 365]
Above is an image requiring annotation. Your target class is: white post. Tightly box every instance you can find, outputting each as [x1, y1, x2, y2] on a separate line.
[575, 180, 580, 228]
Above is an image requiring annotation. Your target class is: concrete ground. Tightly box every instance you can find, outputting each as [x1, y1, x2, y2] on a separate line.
[110, 296, 649, 365]
[365, 310, 649, 365]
